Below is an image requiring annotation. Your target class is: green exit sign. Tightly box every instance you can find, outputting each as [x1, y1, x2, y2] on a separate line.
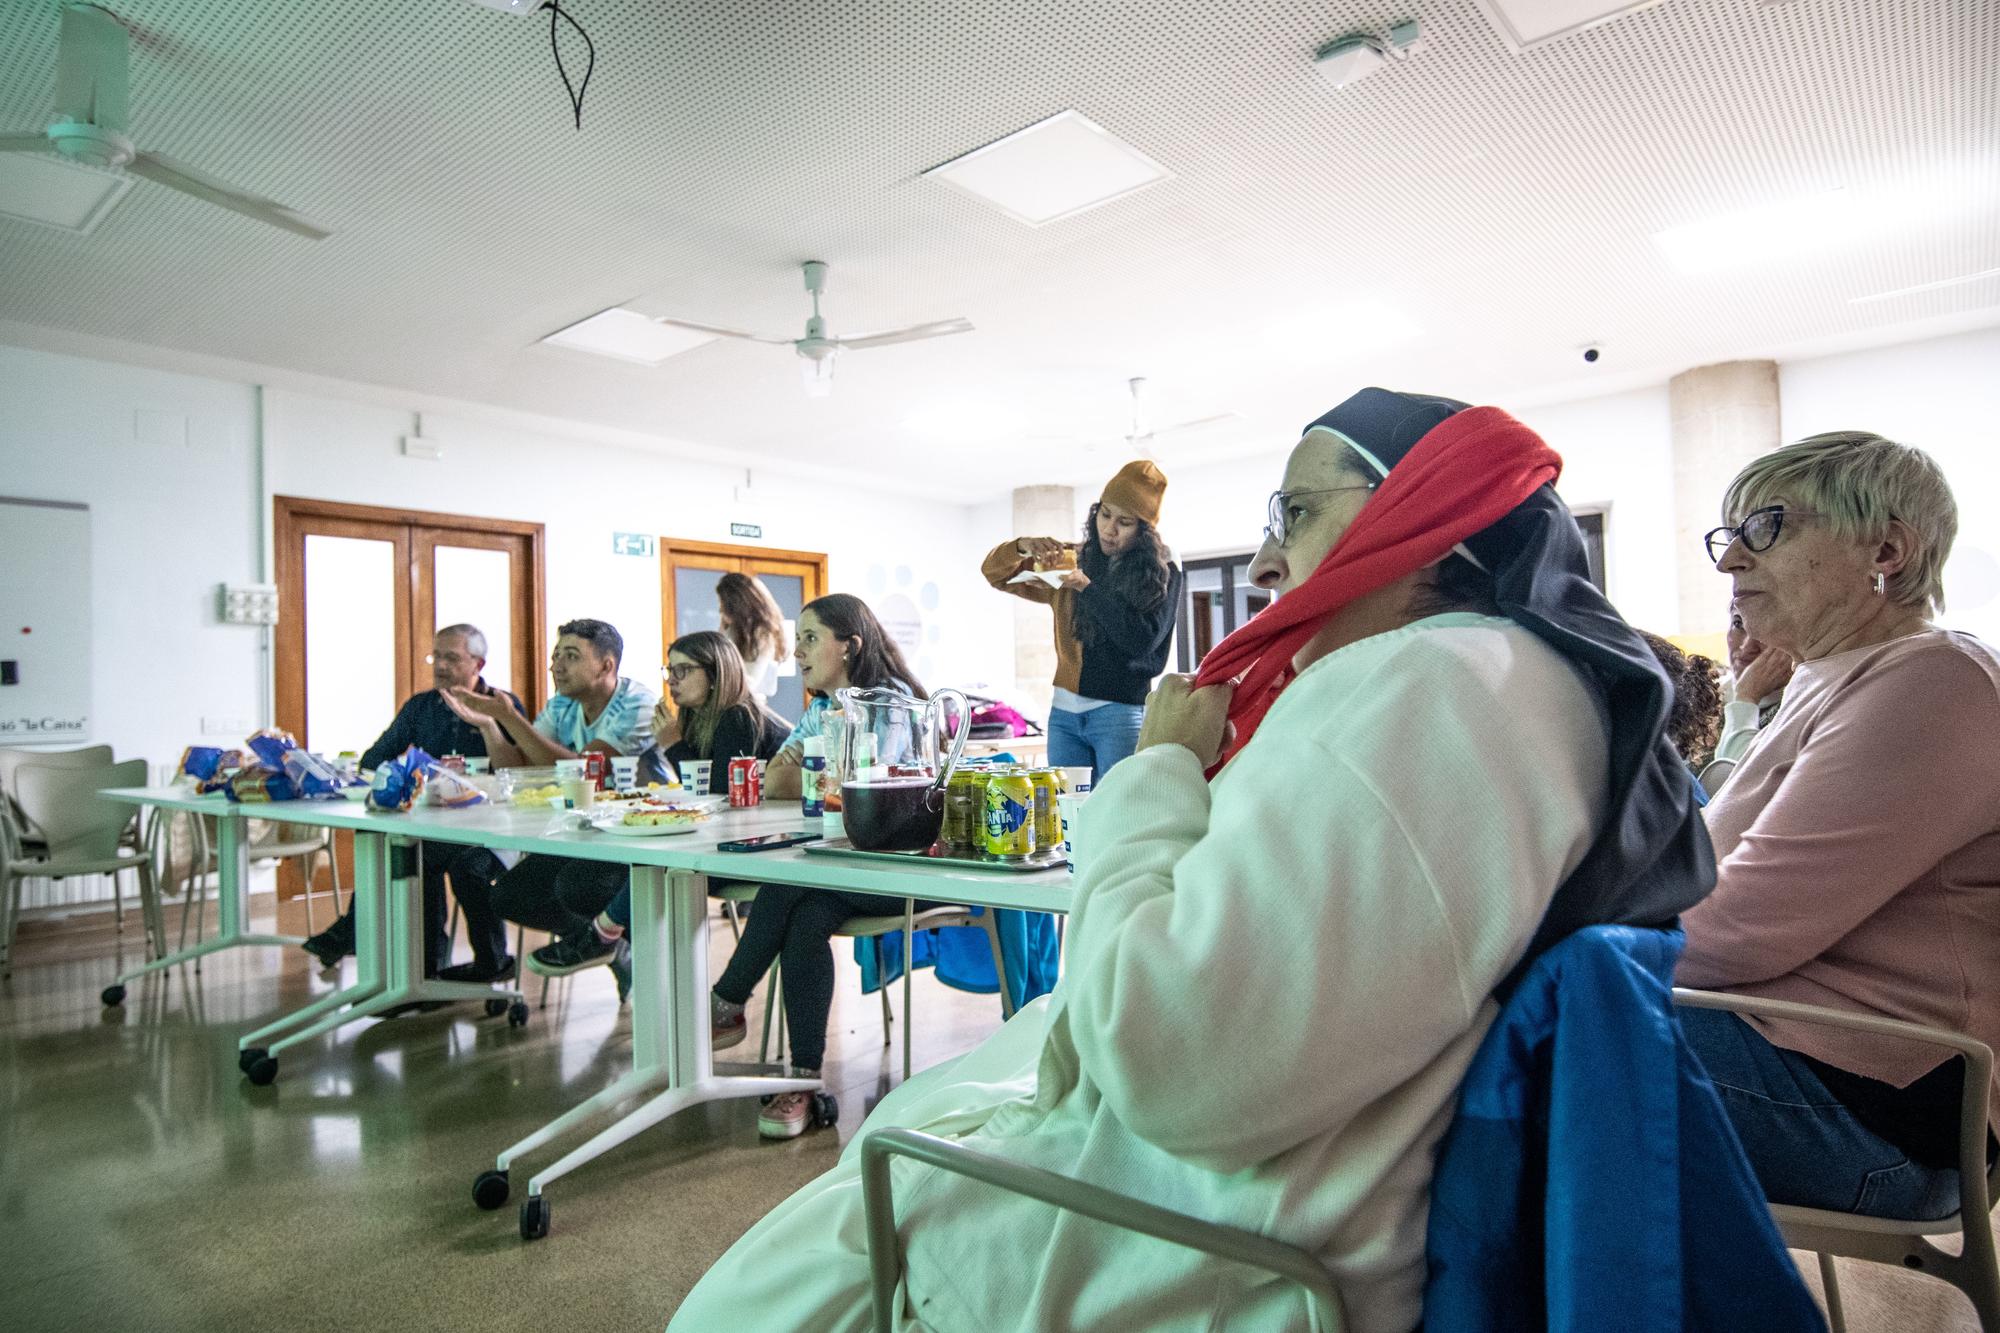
[611, 532, 654, 557]
[730, 522, 763, 539]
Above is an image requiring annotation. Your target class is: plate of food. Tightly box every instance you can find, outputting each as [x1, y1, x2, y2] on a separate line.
[595, 803, 710, 836]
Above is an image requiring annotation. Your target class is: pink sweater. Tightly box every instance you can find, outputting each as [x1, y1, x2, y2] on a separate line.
[1679, 627, 2000, 1093]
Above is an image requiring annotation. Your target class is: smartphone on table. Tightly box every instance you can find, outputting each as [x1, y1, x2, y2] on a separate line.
[718, 831, 819, 853]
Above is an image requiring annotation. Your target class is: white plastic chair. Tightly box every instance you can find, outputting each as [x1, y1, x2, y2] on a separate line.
[1696, 755, 1738, 798]
[174, 816, 343, 957]
[744, 892, 1013, 1081]
[0, 745, 137, 929]
[1, 758, 159, 975]
[1675, 988, 2000, 1331]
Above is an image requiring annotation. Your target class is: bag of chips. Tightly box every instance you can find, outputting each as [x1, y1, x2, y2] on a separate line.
[279, 746, 347, 799]
[422, 762, 487, 809]
[225, 767, 297, 803]
[367, 746, 433, 812]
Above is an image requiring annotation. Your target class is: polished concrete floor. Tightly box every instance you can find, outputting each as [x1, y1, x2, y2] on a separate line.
[4, 895, 1994, 1332]
[2, 892, 1008, 1332]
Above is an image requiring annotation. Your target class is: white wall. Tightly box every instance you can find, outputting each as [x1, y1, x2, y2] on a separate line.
[0, 343, 1012, 783]
[1779, 325, 2000, 646]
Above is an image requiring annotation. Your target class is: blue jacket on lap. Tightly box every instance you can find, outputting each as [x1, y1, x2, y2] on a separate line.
[1424, 925, 1825, 1331]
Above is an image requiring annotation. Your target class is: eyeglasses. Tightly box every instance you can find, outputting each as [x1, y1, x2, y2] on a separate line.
[426, 652, 472, 667]
[1264, 484, 1377, 548]
[663, 663, 704, 682]
[1703, 505, 1821, 567]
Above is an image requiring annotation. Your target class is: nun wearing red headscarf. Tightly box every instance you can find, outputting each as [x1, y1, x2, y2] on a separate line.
[669, 389, 1712, 1333]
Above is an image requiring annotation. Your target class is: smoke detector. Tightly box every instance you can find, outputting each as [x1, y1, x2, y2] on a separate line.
[1313, 20, 1425, 90]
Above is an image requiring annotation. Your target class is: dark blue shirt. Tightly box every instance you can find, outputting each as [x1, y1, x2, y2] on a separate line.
[359, 679, 526, 770]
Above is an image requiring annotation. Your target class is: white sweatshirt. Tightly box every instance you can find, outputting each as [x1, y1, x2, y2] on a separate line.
[669, 613, 1609, 1332]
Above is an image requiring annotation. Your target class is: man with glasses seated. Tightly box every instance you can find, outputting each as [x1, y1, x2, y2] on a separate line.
[300, 624, 526, 982]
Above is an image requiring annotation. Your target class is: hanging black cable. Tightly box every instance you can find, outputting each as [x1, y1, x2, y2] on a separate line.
[542, 1, 595, 131]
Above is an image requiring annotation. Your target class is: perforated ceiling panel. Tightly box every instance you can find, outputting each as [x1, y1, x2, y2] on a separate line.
[0, 0, 1994, 487]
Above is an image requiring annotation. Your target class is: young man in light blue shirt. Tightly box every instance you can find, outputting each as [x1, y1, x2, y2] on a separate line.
[450, 618, 656, 764]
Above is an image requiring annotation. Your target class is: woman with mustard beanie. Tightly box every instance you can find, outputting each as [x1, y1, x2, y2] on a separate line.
[983, 459, 1184, 779]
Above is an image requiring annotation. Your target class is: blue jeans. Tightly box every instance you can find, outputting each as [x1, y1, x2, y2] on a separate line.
[1679, 1005, 1963, 1221]
[1047, 702, 1145, 783]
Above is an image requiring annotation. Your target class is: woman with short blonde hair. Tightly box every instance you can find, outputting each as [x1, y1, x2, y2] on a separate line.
[1681, 428, 2000, 1221]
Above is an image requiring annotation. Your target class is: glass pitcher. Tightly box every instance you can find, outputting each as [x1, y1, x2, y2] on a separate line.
[835, 685, 970, 850]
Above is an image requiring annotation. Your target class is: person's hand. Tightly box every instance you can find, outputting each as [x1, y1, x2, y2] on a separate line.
[1015, 537, 1069, 563]
[651, 698, 682, 748]
[449, 687, 512, 722]
[1058, 568, 1091, 591]
[1137, 674, 1235, 768]
[1735, 647, 1796, 704]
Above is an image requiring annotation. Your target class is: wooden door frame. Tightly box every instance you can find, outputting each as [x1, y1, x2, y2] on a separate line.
[273, 496, 548, 745]
[657, 538, 828, 655]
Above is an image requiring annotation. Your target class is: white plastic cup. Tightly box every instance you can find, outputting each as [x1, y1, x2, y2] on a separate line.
[609, 756, 639, 788]
[680, 759, 712, 794]
[1061, 766, 1094, 793]
[1056, 792, 1086, 872]
[464, 756, 491, 775]
[554, 758, 586, 779]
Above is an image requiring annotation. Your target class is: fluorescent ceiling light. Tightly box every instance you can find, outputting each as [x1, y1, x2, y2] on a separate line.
[1850, 267, 2000, 305]
[923, 110, 1171, 226]
[902, 402, 1024, 441]
[0, 153, 133, 235]
[539, 307, 714, 365]
[1472, 0, 1665, 51]
[1653, 187, 1883, 276]
[1258, 299, 1424, 363]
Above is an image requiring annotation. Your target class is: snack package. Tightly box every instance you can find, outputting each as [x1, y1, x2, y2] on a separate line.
[279, 747, 347, 799]
[423, 762, 487, 809]
[367, 746, 434, 812]
[244, 728, 301, 771]
[225, 766, 297, 803]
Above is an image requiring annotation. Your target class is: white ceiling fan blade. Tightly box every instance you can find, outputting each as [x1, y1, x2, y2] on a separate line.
[833, 317, 973, 351]
[655, 317, 796, 346]
[1151, 412, 1240, 439]
[54, 3, 130, 134]
[126, 150, 330, 239]
[0, 133, 54, 153]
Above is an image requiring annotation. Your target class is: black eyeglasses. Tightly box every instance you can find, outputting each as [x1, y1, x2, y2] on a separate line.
[1703, 505, 1822, 567]
[663, 663, 704, 682]
[1264, 484, 1377, 548]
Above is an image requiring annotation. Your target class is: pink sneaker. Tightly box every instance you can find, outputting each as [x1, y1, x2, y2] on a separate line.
[713, 1009, 747, 1052]
[758, 1091, 814, 1139]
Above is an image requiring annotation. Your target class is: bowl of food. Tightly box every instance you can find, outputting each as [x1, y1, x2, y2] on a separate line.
[498, 766, 562, 806]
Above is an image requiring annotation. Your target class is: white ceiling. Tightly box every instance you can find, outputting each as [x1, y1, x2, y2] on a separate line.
[0, 0, 1995, 493]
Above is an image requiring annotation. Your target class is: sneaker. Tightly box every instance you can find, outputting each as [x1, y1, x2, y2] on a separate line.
[301, 922, 353, 969]
[712, 1006, 747, 1052]
[437, 956, 516, 985]
[526, 932, 616, 977]
[608, 936, 632, 1005]
[758, 1090, 814, 1140]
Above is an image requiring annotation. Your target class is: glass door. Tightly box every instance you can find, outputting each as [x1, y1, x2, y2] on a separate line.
[1173, 551, 1268, 672]
[660, 541, 826, 729]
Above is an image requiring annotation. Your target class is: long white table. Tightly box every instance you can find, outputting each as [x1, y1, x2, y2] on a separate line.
[96, 789, 303, 1006]
[102, 785, 1071, 1240]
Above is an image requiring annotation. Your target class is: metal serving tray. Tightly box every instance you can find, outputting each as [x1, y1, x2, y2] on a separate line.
[801, 838, 1068, 873]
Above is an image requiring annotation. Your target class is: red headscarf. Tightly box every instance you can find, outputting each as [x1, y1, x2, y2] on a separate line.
[1194, 406, 1562, 768]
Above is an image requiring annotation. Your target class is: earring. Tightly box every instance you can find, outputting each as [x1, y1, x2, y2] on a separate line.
[1872, 572, 1886, 595]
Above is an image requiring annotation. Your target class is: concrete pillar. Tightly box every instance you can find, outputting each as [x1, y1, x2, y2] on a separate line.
[1008, 484, 1075, 720]
[1669, 360, 1780, 634]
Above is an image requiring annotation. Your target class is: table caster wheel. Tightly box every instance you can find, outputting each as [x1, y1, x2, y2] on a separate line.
[508, 1000, 529, 1028]
[472, 1168, 510, 1210]
[245, 1053, 279, 1086]
[810, 1092, 839, 1128]
[520, 1195, 550, 1240]
[484, 998, 509, 1018]
[101, 984, 126, 1007]
[238, 1047, 266, 1074]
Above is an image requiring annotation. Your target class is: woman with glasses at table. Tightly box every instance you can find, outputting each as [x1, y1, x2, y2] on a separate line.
[514, 631, 786, 988]
[670, 388, 1712, 1331]
[1677, 431, 2000, 1222]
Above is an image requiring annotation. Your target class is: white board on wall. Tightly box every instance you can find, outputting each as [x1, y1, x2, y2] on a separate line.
[0, 497, 92, 745]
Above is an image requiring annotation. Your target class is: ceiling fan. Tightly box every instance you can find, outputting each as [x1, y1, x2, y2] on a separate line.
[1119, 376, 1239, 456]
[657, 261, 972, 397]
[0, 3, 330, 239]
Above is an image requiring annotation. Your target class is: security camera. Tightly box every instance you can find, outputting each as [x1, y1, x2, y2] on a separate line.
[1581, 346, 1602, 364]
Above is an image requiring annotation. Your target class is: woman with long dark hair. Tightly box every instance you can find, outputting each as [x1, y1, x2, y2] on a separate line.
[984, 460, 1184, 780]
[715, 571, 786, 700]
[718, 592, 942, 1140]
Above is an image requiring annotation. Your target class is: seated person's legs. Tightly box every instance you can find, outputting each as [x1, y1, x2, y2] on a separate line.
[1678, 1005, 1963, 1220]
[488, 855, 575, 937]
[524, 861, 631, 992]
[432, 843, 513, 982]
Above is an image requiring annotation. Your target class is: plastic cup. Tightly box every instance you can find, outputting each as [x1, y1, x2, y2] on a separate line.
[1056, 793, 1086, 872]
[680, 759, 712, 794]
[610, 756, 639, 789]
[464, 757, 490, 775]
[1061, 766, 1094, 793]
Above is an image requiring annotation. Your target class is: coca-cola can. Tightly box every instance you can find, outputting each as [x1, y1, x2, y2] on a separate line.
[582, 751, 607, 789]
[728, 756, 759, 807]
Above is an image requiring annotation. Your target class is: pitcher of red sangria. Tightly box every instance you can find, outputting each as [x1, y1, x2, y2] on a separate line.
[835, 685, 970, 850]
